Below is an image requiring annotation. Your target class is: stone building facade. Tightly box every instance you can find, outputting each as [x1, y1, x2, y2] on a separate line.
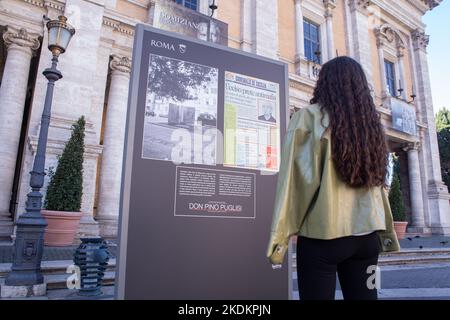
[0, 0, 449, 241]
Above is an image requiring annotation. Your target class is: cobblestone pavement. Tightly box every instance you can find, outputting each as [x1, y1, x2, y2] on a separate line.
[0, 240, 118, 263]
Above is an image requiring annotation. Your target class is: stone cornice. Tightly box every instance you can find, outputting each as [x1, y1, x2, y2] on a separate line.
[126, 0, 154, 9]
[28, 136, 103, 159]
[102, 8, 144, 36]
[425, 0, 442, 10]
[371, 0, 426, 31]
[22, 0, 45, 8]
[27, 115, 103, 158]
[19, 0, 65, 11]
[405, 0, 441, 14]
[288, 74, 316, 93]
[43, 0, 65, 11]
[102, 17, 135, 36]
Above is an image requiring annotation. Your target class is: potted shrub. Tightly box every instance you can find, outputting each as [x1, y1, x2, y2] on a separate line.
[389, 174, 408, 240]
[42, 116, 85, 246]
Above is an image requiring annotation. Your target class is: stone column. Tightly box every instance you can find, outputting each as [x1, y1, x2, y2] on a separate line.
[96, 55, 132, 238]
[347, 0, 373, 80]
[403, 142, 426, 232]
[375, 29, 388, 98]
[396, 43, 407, 100]
[251, 0, 279, 59]
[0, 26, 40, 240]
[147, 0, 156, 24]
[324, 0, 336, 61]
[294, 0, 304, 73]
[411, 29, 450, 235]
[240, 0, 253, 52]
[343, 0, 354, 57]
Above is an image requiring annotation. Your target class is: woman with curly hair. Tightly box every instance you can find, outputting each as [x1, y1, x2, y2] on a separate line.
[267, 56, 400, 300]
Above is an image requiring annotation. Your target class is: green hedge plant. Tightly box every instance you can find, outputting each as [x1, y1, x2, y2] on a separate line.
[44, 116, 85, 212]
[389, 174, 406, 222]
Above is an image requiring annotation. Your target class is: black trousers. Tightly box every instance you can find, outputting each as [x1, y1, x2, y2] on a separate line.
[296, 232, 380, 300]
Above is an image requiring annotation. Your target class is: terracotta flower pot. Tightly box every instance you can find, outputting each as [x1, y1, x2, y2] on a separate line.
[393, 221, 408, 240]
[42, 210, 83, 246]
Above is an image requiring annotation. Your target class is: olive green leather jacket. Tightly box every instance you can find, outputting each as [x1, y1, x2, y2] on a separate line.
[267, 104, 400, 265]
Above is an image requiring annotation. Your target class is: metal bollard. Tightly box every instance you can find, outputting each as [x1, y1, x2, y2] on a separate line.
[73, 237, 110, 296]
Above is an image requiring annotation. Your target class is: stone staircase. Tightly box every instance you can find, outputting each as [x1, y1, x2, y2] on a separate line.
[0, 259, 116, 290]
[291, 247, 450, 269]
[379, 248, 450, 265]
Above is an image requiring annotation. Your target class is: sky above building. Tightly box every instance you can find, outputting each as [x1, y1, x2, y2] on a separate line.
[423, 0, 450, 114]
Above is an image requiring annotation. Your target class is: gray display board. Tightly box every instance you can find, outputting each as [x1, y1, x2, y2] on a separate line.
[116, 24, 290, 299]
[391, 99, 417, 136]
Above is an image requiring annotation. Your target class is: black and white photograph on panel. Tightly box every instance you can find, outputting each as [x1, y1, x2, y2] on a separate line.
[142, 53, 219, 165]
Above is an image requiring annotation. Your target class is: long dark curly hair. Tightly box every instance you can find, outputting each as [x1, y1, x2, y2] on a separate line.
[310, 56, 388, 188]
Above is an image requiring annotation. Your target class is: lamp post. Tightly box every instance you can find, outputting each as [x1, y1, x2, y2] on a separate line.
[5, 15, 75, 287]
[209, 0, 218, 17]
[312, 49, 322, 78]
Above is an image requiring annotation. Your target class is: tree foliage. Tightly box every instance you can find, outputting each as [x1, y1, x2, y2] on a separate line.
[44, 116, 85, 212]
[436, 108, 450, 192]
[436, 107, 450, 131]
[147, 54, 216, 102]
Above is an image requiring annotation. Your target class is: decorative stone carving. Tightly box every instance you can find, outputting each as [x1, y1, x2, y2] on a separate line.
[2, 26, 40, 53]
[110, 54, 132, 74]
[412, 29, 430, 51]
[424, 0, 441, 10]
[374, 23, 406, 57]
[323, 0, 336, 18]
[397, 41, 406, 58]
[403, 141, 421, 152]
[348, 0, 371, 13]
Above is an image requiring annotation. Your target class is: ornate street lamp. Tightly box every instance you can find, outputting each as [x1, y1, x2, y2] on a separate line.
[5, 15, 75, 288]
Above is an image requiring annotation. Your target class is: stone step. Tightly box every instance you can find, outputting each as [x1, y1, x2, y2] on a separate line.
[291, 249, 450, 267]
[0, 259, 116, 278]
[292, 248, 450, 257]
[381, 248, 450, 257]
[0, 271, 116, 291]
[378, 254, 450, 266]
[0, 219, 13, 241]
[44, 271, 116, 290]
